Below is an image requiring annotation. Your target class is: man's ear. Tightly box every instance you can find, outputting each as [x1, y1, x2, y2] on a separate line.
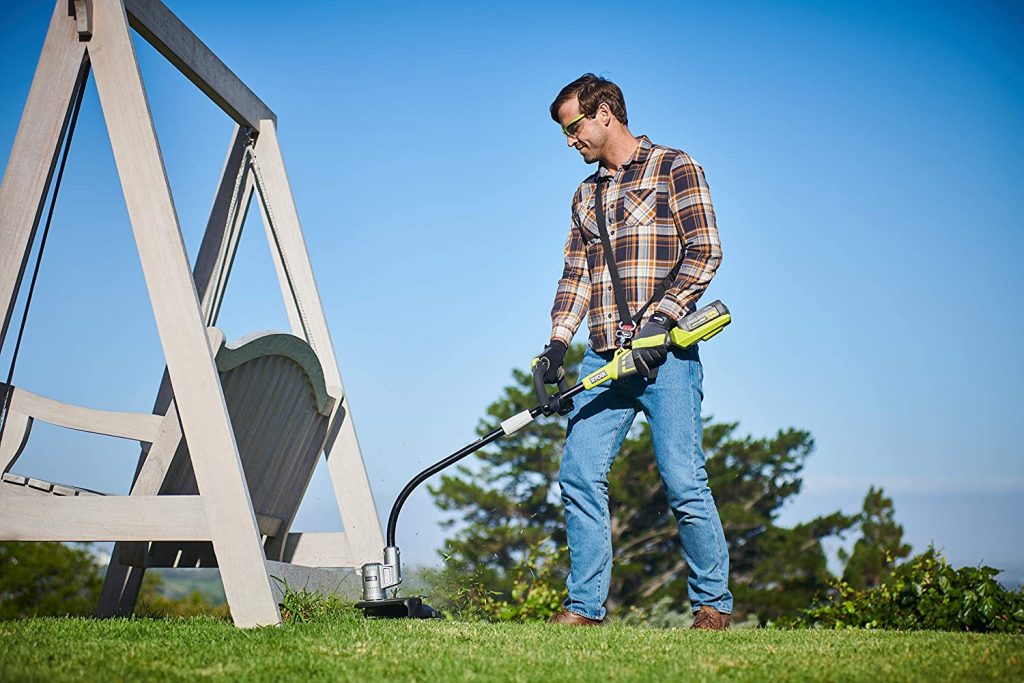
[598, 102, 611, 125]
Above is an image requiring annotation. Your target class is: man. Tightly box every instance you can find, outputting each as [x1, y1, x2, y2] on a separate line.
[538, 74, 732, 630]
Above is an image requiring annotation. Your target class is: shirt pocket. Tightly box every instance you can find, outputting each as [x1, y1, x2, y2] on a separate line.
[575, 203, 599, 238]
[580, 229, 603, 273]
[621, 187, 657, 227]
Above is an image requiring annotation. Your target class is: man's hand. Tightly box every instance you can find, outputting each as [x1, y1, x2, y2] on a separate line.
[634, 313, 674, 380]
[534, 340, 567, 384]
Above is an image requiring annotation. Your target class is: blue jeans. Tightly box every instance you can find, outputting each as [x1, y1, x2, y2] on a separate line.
[559, 345, 733, 620]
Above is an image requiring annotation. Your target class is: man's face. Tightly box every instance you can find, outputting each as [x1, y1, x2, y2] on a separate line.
[557, 96, 605, 165]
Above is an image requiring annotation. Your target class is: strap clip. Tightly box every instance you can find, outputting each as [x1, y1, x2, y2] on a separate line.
[615, 322, 635, 348]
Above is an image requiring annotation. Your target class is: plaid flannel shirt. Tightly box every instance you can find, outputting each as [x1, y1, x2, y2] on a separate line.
[550, 136, 723, 352]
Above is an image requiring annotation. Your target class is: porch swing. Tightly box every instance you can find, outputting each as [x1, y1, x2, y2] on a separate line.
[0, 0, 382, 628]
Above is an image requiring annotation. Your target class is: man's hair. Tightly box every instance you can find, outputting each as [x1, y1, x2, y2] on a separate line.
[549, 73, 628, 126]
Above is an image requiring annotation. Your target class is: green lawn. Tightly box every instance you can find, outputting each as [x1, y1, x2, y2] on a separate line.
[1, 612, 1022, 682]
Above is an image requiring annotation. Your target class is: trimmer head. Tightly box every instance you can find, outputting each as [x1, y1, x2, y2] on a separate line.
[357, 546, 442, 619]
[356, 596, 442, 619]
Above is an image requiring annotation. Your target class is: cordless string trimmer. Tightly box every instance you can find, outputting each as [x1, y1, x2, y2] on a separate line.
[356, 300, 731, 618]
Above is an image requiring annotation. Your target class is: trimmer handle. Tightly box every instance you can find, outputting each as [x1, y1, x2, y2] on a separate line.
[531, 357, 573, 416]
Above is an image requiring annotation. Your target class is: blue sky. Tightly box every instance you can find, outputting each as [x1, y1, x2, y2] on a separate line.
[2, 1, 1022, 580]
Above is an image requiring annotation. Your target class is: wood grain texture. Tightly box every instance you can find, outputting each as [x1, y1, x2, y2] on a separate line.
[214, 331, 334, 416]
[4, 0, 384, 625]
[151, 331, 331, 565]
[0, 495, 209, 541]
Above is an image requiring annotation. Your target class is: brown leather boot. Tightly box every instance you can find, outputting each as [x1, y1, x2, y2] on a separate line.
[691, 606, 731, 630]
[549, 609, 603, 626]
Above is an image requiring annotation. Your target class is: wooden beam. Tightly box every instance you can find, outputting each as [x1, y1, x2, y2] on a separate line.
[0, 0, 87, 347]
[0, 495, 210, 541]
[123, 0, 275, 128]
[252, 120, 385, 564]
[128, 127, 251, 491]
[251, 120, 343, 367]
[89, 0, 279, 628]
[194, 126, 254, 325]
[321, 399, 386, 562]
[73, 0, 95, 40]
[281, 531, 371, 568]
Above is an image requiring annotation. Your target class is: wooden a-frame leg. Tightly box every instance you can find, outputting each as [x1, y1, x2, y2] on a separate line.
[252, 120, 385, 562]
[123, 125, 252, 495]
[0, 1, 87, 346]
[100, 128, 255, 618]
[88, 0, 278, 628]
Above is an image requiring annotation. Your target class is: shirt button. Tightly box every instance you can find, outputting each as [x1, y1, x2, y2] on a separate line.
[607, 314, 613, 319]
[610, 231, 615, 235]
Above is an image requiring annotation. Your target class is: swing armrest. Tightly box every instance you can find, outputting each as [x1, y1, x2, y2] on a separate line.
[2, 383, 165, 444]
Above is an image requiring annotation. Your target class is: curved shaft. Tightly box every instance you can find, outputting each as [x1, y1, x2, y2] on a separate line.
[385, 424, 513, 547]
[384, 381, 588, 547]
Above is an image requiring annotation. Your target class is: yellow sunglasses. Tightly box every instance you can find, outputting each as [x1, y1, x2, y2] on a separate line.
[560, 112, 587, 137]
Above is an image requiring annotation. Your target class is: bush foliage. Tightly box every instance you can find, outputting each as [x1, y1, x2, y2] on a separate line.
[0, 542, 229, 620]
[0, 542, 101, 618]
[792, 548, 1024, 633]
[423, 541, 566, 622]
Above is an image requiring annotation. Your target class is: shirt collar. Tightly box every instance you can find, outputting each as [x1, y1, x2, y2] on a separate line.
[627, 135, 653, 167]
[595, 135, 652, 180]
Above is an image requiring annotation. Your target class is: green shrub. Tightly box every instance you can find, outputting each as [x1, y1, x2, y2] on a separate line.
[278, 587, 357, 623]
[790, 548, 1024, 632]
[0, 542, 101, 618]
[423, 541, 567, 622]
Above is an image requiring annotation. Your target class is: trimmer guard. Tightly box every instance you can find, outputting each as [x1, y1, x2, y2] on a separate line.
[356, 596, 442, 619]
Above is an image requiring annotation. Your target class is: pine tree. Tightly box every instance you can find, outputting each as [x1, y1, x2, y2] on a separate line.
[841, 486, 912, 589]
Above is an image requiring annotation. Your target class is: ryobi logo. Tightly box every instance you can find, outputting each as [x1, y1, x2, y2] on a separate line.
[589, 370, 609, 384]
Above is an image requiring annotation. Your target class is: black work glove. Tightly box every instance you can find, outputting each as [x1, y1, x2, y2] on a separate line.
[535, 340, 567, 384]
[633, 312, 674, 382]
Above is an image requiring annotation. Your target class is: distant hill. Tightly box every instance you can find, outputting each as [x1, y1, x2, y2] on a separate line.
[146, 566, 366, 606]
[150, 568, 226, 605]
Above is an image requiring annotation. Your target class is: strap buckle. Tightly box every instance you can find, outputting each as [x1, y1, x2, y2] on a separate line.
[615, 322, 635, 349]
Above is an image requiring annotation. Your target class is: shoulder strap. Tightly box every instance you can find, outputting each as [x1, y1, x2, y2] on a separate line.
[593, 177, 635, 346]
[593, 178, 685, 346]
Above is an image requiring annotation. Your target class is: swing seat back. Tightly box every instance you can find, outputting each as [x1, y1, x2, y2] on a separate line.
[136, 328, 337, 567]
[0, 328, 335, 568]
